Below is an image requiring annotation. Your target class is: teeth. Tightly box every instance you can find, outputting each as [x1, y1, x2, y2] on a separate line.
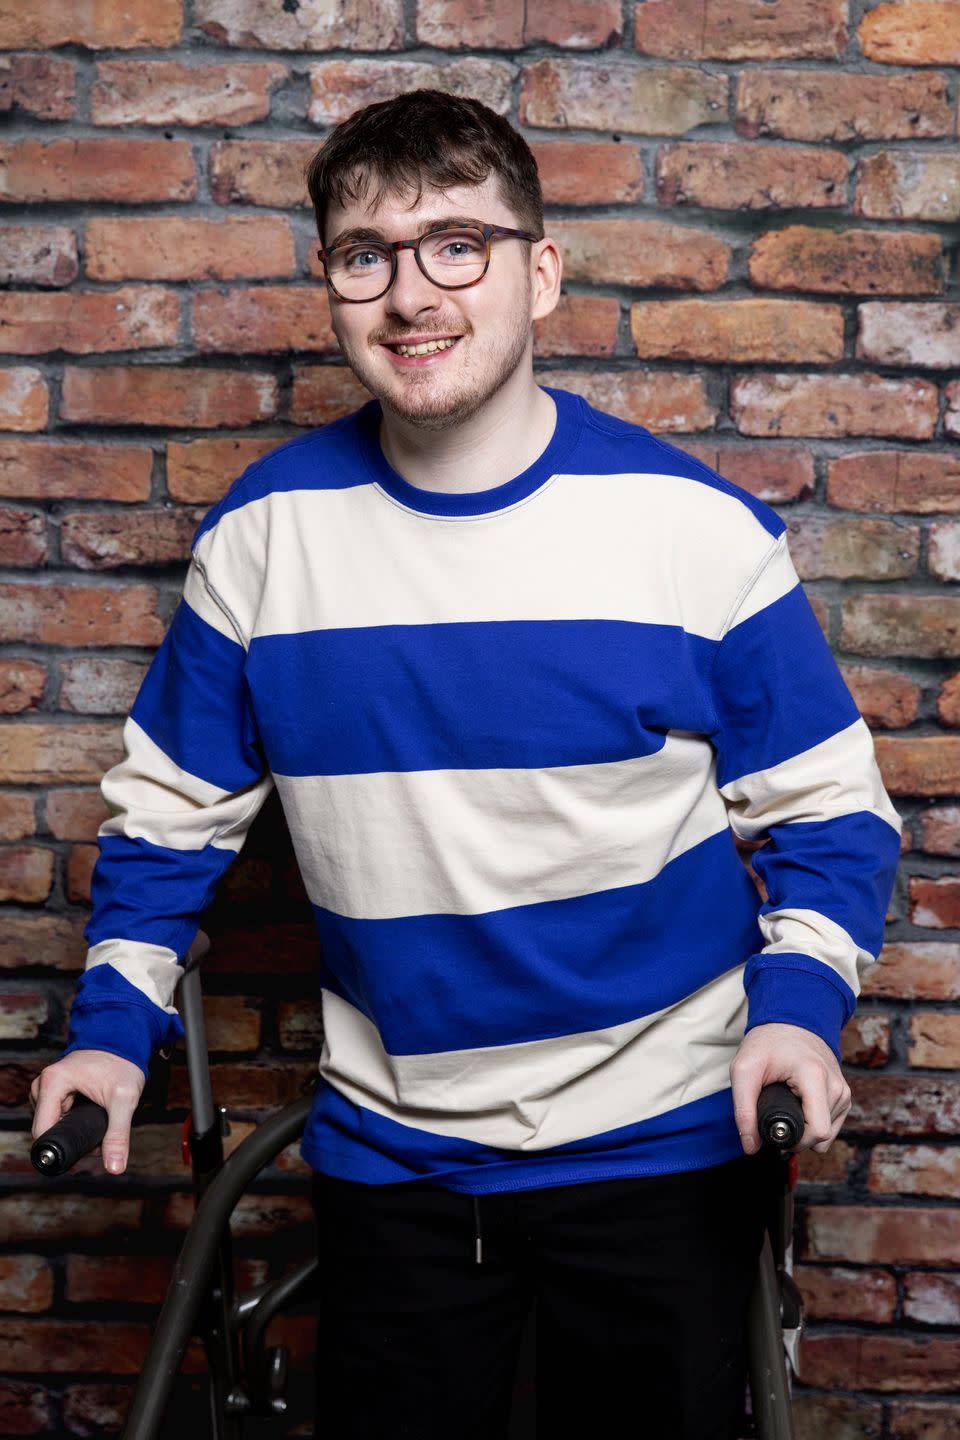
[394, 337, 458, 355]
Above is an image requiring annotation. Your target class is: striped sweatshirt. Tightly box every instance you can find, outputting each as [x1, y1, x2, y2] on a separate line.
[63, 384, 902, 1194]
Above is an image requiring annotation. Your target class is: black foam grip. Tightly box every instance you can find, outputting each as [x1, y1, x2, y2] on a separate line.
[31, 1096, 110, 1176]
[757, 1082, 805, 1150]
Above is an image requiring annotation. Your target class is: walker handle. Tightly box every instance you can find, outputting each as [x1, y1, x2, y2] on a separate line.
[757, 1083, 804, 1150]
[31, 1096, 109, 1177]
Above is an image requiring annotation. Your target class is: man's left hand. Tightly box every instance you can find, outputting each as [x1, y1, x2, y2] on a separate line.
[730, 1022, 852, 1155]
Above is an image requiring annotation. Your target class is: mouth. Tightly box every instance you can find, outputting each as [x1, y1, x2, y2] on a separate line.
[379, 335, 464, 367]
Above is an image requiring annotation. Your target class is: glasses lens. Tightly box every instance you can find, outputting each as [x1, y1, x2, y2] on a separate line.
[326, 242, 393, 299]
[419, 228, 487, 286]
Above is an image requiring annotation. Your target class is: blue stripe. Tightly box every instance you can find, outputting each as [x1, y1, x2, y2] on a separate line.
[745, 955, 852, 1059]
[63, 963, 184, 1078]
[752, 810, 901, 964]
[85, 832, 237, 957]
[313, 828, 762, 1056]
[300, 1079, 744, 1191]
[710, 583, 860, 787]
[247, 620, 716, 776]
[131, 600, 265, 793]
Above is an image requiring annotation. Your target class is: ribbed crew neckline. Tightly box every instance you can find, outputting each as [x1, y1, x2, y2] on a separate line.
[358, 385, 584, 518]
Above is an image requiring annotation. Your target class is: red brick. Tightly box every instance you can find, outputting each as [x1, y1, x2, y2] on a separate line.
[634, 0, 846, 58]
[676, 443, 813, 502]
[910, 875, 960, 929]
[904, 1274, 960, 1326]
[0, 368, 48, 432]
[0, 52, 74, 120]
[0, 139, 196, 203]
[842, 595, 960, 658]
[534, 296, 619, 358]
[61, 1385, 136, 1435]
[0, 1257, 52, 1313]
[86, 216, 295, 282]
[856, 151, 960, 222]
[205, 995, 261, 1052]
[415, 0, 620, 46]
[0, 657, 45, 713]
[948, 380, 960, 440]
[805, 1203, 960, 1263]
[657, 141, 847, 209]
[0, 1320, 150, 1374]
[0, 792, 36, 840]
[166, 1063, 309, 1111]
[537, 368, 717, 434]
[45, 788, 108, 842]
[0, 990, 48, 1039]
[166, 436, 279, 503]
[65, 1252, 266, 1304]
[532, 142, 644, 205]
[550, 219, 729, 290]
[162, 1189, 314, 1234]
[1, 1192, 142, 1243]
[277, 999, 324, 1051]
[864, 300, 960, 369]
[0, 723, 122, 785]
[0, 846, 53, 902]
[842, 1012, 891, 1067]
[0, 1380, 50, 1434]
[630, 297, 842, 363]
[0, 913, 85, 969]
[1, 1, 182, 47]
[59, 657, 148, 714]
[940, 673, 960, 726]
[731, 372, 937, 440]
[194, 0, 403, 48]
[308, 58, 512, 125]
[786, 514, 919, 581]
[0, 224, 78, 287]
[869, 1143, 960, 1197]
[0, 440, 151, 504]
[859, 1, 960, 64]
[193, 286, 334, 354]
[208, 139, 317, 208]
[873, 735, 960, 796]
[0, 286, 179, 356]
[0, 582, 164, 647]
[62, 366, 278, 429]
[849, 1074, 960, 1135]
[90, 59, 285, 126]
[928, 522, 960, 583]
[0, 506, 45, 566]
[736, 67, 953, 142]
[890, 1402, 960, 1440]
[918, 805, 960, 853]
[794, 1393, 883, 1440]
[840, 664, 920, 729]
[794, 1263, 896, 1323]
[749, 226, 943, 295]
[61, 507, 204, 570]
[827, 451, 960, 514]
[289, 366, 374, 427]
[800, 1332, 960, 1392]
[519, 57, 727, 135]
[66, 842, 96, 903]
[0, 1062, 33, 1107]
[201, 921, 319, 975]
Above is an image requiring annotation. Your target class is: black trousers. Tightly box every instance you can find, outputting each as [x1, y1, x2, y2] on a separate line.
[310, 1151, 777, 1440]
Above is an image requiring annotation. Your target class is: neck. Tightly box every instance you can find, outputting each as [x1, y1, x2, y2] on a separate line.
[378, 369, 557, 495]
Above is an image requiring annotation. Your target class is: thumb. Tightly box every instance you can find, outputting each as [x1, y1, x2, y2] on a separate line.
[731, 1062, 763, 1156]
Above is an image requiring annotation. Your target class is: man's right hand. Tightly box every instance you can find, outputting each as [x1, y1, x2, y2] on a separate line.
[30, 1051, 145, 1175]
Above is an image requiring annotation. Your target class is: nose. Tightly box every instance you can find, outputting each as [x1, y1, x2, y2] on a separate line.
[385, 245, 442, 317]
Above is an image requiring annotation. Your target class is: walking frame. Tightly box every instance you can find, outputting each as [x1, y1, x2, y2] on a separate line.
[32, 936, 806, 1440]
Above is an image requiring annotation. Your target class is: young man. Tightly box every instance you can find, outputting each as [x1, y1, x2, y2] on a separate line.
[32, 91, 901, 1438]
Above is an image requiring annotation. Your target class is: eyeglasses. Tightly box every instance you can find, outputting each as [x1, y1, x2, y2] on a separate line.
[316, 221, 542, 303]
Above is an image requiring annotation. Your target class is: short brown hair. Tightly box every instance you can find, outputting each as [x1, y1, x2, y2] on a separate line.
[305, 89, 544, 247]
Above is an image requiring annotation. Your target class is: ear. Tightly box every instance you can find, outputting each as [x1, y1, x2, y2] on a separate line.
[530, 236, 562, 323]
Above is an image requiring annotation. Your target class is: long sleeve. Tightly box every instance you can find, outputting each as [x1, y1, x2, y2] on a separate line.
[62, 557, 273, 1077]
[708, 529, 902, 1059]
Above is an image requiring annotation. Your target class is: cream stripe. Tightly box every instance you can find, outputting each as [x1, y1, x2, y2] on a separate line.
[276, 731, 729, 919]
[754, 907, 875, 998]
[200, 472, 776, 646]
[99, 718, 274, 854]
[318, 965, 747, 1151]
[85, 939, 183, 1013]
[719, 717, 903, 841]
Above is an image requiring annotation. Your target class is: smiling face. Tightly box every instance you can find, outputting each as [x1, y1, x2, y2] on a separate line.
[323, 171, 559, 433]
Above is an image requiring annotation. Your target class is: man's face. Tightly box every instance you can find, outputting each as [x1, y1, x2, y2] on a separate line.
[323, 173, 545, 432]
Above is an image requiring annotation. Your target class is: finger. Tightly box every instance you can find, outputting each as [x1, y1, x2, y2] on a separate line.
[101, 1086, 139, 1175]
[730, 1060, 764, 1155]
[31, 1072, 73, 1141]
[797, 1064, 834, 1151]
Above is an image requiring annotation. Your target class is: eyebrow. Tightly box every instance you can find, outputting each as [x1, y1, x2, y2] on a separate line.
[326, 216, 483, 250]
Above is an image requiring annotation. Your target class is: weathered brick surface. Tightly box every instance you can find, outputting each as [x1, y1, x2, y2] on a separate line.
[889, 1401, 960, 1439]
[634, 0, 847, 59]
[859, 1, 960, 65]
[736, 68, 953, 141]
[532, 141, 644, 205]
[0, 287, 180, 356]
[90, 60, 286, 127]
[856, 151, 960, 221]
[309, 59, 513, 124]
[86, 216, 295, 282]
[520, 58, 727, 134]
[61, 366, 278, 428]
[729, 373, 938, 440]
[166, 436, 279, 502]
[827, 451, 960, 514]
[58, 657, 148, 714]
[1, 2, 182, 49]
[194, 0, 404, 50]
[869, 1143, 960, 1197]
[0, 506, 47, 567]
[630, 298, 843, 363]
[0, 225, 78, 287]
[0, 440, 152, 502]
[0, 53, 75, 121]
[794, 1264, 897, 1323]
[192, 287, 334, 354]
[0, 369, 49, 431]
[748, 227, 943, 295]
[657, 141, 847, 209]
[550, 219, 729, 289]
[0, 139, 196, 203]
[208, 139, 317, 207]
[61, 508, 204, 570]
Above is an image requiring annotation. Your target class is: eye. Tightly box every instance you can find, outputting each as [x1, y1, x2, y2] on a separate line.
[344, 247, 388, 271]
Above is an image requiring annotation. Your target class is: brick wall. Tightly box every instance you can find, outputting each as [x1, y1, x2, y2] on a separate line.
[1, 0, 959, 1434]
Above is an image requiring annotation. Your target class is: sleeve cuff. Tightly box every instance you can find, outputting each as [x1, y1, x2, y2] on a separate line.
[744, 955, 854, 1062]
[62, 965, 185, 1079]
